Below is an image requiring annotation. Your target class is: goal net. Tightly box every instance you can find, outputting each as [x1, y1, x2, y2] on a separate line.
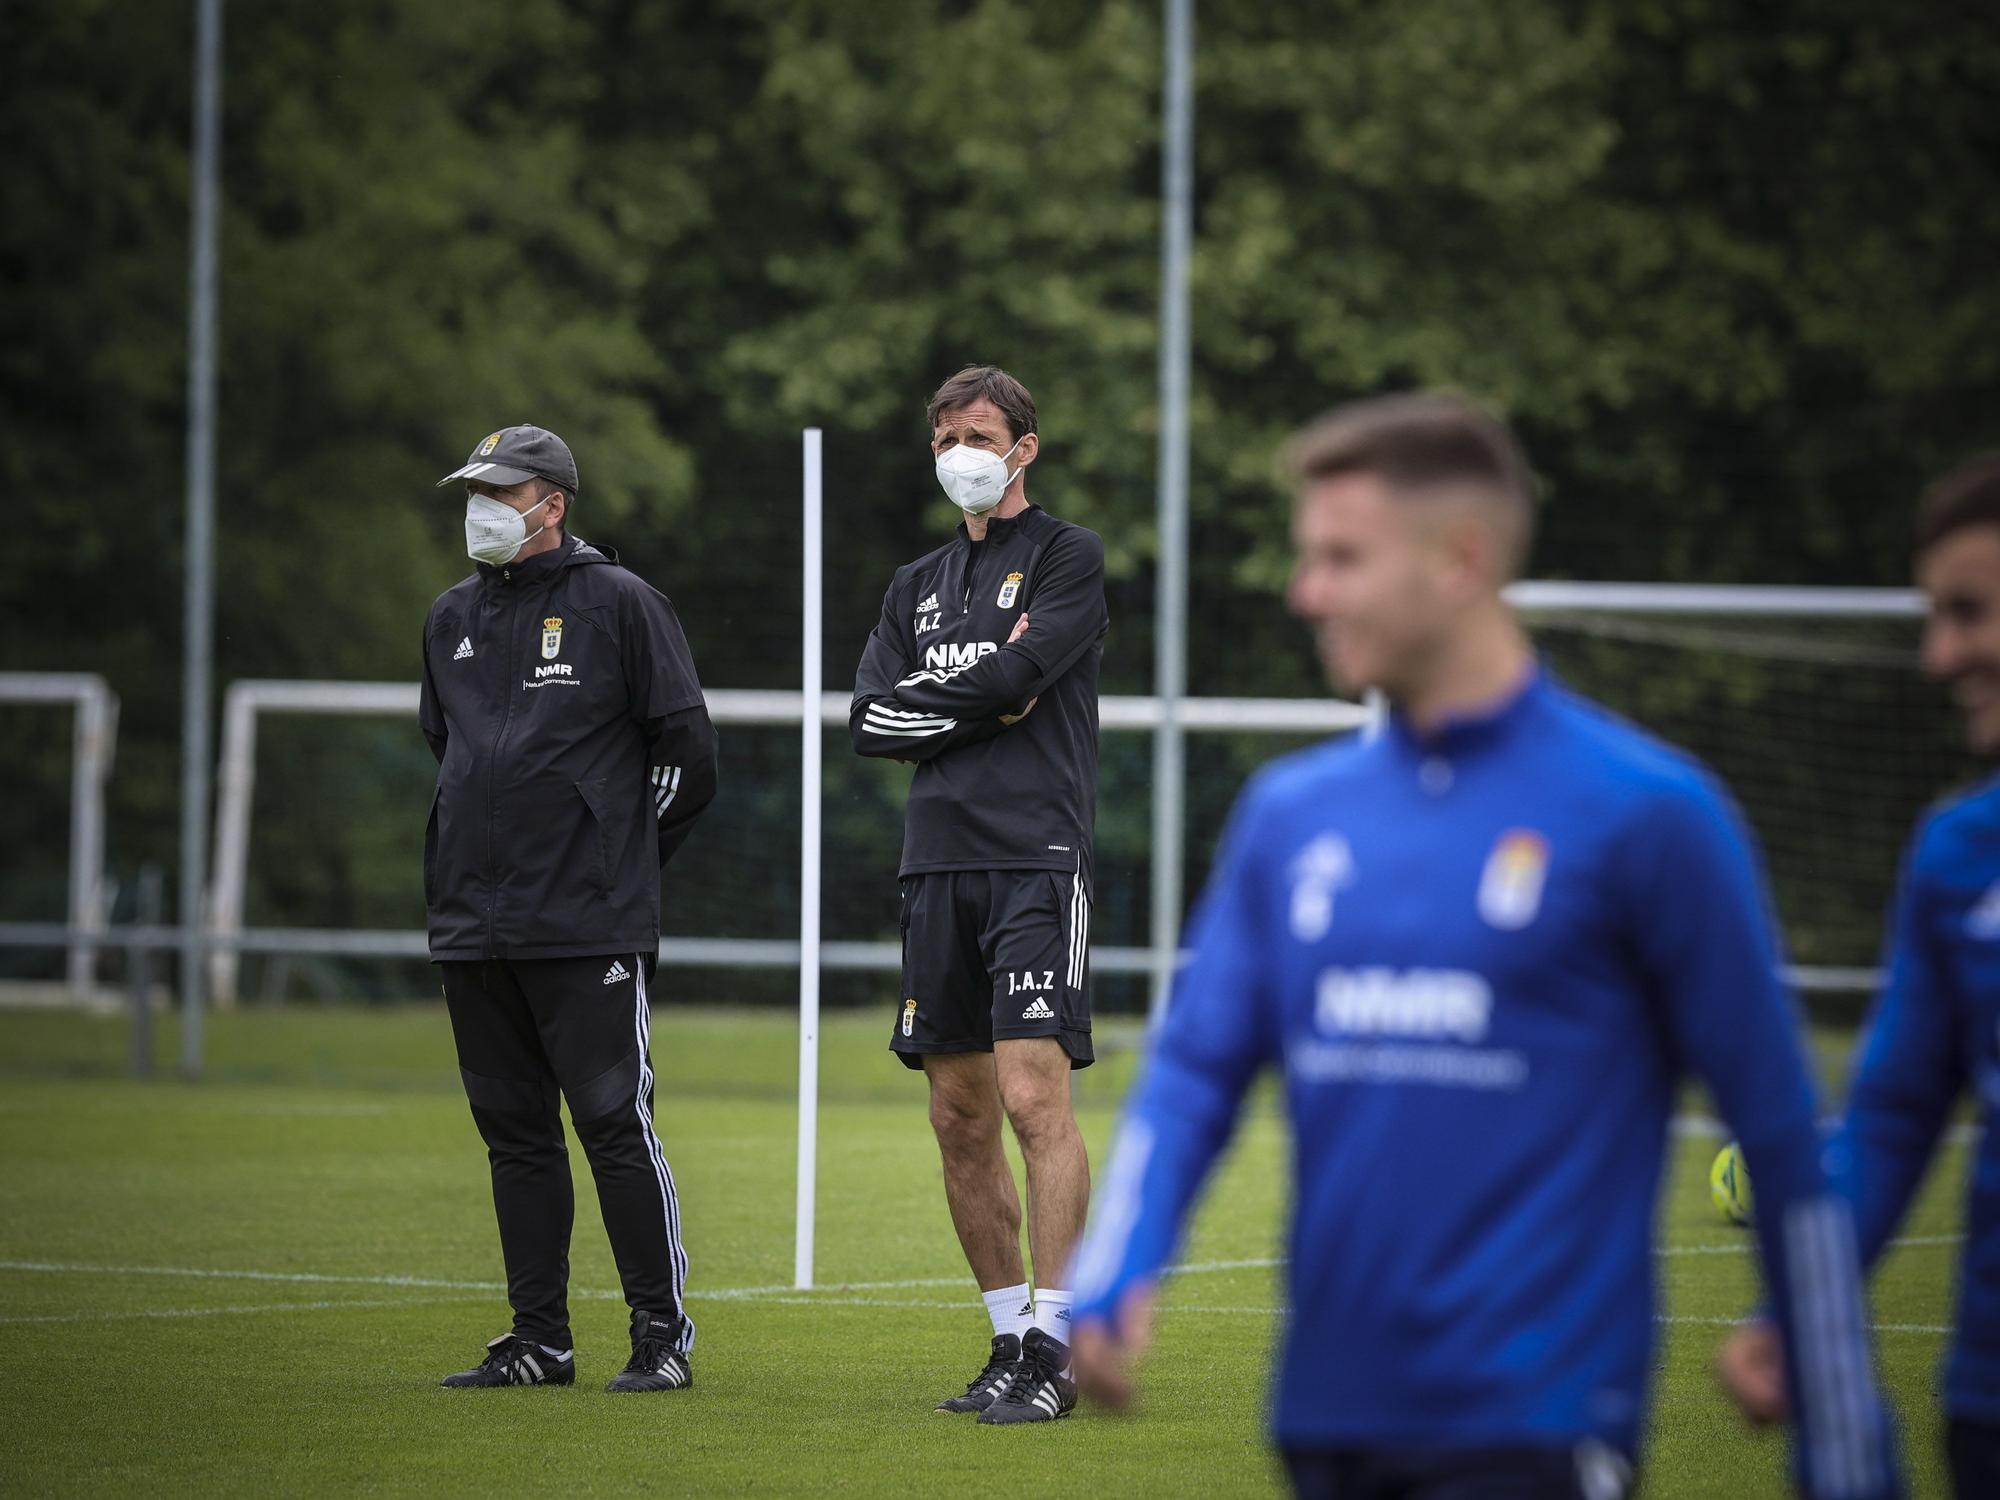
[1527, 608, 1968, 989]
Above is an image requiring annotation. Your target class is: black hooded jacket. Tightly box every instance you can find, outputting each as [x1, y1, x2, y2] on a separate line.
[418, 535, 717, 961]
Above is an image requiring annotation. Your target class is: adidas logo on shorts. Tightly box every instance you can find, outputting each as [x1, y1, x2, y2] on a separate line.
[1020, 997, 1054, 1021]
[603, 959, 631, 986]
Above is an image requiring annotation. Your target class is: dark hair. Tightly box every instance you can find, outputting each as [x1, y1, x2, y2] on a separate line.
[1284, 392, 1536, 575]
[926, 365, 1037, 443]
[1917, 455, 2000, 556]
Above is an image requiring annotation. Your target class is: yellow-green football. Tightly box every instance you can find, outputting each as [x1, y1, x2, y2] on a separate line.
[1710, 1140, 1754, 1227]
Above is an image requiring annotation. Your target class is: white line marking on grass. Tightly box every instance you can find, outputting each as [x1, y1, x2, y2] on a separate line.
[3, 1288, 1941, 1339]
[0, 1097, 392, 1118]
[1659, 1314, 1952, 1337]
[0, 1266, 1954, 1340]
[0, 1294, 493, 1326]
[0, 1234, 1961, 1329]
[692, 1276, 973, 1299]
[0, 1262, 1009, 1302]
[0, 1260, 511, 1292]
[1004, 1303, 1949, 1336]
[712, 1294, 1960, 1340]
[1662, 1233, 1963, 1259]
[694, 1258, 1287, 1301]
[713, 1296, 976, 1311]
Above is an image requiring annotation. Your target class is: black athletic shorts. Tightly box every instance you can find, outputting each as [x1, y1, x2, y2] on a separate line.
[1950, 1417, 2000, 1499]
[1281, 1443, 1633, 1500]
[890, 868, 1093, 1071]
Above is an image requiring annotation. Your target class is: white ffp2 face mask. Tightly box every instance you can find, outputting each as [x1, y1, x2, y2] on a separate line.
[934, 435, 1026, 514]
[464, 491, 552, 565]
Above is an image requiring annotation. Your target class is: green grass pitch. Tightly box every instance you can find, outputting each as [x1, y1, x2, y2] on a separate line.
[0, 1005, 1962, 1497]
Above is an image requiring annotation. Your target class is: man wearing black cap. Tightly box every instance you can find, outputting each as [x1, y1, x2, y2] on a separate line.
[420, 423, 718, 1393]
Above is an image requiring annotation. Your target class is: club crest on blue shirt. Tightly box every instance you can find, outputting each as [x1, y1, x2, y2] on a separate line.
[1289, 834, 1354, 942]
[1477, 830, 1548, 931]
[997, 570, 1024, 609]
[1967, 881, 2000, 939]
[540, 616, 563, 660]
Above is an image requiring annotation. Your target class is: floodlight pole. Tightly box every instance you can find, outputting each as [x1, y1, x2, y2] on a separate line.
[179, 0, 223, 1079]
[1149, 0, 1194, 1019]
[794, 428, 824, 1289]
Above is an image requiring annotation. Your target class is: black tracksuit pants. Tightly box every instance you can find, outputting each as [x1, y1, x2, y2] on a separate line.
[440, 954, 691, 1354]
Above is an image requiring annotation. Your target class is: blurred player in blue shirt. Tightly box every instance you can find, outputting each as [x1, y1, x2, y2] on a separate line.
[1721, 456, 2000, 1497]
[1069, 394, 1899, 1500]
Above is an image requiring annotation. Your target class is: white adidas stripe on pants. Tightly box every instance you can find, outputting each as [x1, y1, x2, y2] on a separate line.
[631, 961, 694, 1353]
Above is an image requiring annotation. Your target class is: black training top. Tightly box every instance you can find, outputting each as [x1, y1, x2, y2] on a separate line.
[850, 504, 1107, 880]
[418, 535, 717, 962]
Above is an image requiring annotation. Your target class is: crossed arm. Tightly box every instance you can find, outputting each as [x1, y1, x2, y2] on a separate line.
[850, 529, 1104, 762]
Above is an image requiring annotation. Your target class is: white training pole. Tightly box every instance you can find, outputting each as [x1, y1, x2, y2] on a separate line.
[1148, 0, 1194, 1020]
[1362, 688, 1387, 741]
[179, 0, 224, 1077]
[794, 428, 824, 1290]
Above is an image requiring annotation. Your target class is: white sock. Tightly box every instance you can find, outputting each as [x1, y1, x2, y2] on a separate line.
[1031, 1288, 1073, 1352]
[981, 1282, 1034, 1342]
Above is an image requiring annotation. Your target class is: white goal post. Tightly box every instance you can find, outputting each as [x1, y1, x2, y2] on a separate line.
[204, 578, 1933, 1006]
[205, 582, 1926, 1001]
[0, 673, 120, 993]
[202, 682, 1375, 1003]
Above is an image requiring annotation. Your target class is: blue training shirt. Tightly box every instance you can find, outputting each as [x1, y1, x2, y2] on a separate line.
[1836, 775, 2000, 1423]
[1072, 669, 1896, 1497]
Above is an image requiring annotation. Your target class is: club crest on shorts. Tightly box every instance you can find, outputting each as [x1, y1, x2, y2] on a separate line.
[901, 998, 917, 1037]
[477, 431, 502, 456]
[1478, 829, 1549, 930]
[997, 570, 1024, 609]
[540, 617, 563, 660]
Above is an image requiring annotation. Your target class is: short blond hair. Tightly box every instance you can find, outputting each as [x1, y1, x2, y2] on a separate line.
[1285, 393, 1536, 576]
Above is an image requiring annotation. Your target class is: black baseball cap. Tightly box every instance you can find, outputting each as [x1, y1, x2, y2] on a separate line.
[437, 424, 580, 495]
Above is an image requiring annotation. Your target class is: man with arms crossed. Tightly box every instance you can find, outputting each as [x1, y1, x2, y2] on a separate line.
[421, 424, 717, 1392]
[1069, 395, 1899, 1498]
[1722, 456, 2000, 1496]
[851, 366, 1108, 1423]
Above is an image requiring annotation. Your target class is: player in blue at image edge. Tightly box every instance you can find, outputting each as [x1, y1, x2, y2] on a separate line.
[1066, 393, 1903, 1500]
[1719, 455, 2000, 1499]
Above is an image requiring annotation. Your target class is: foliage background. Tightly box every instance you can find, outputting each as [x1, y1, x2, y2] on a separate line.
[4, 0, 1996, 1002]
